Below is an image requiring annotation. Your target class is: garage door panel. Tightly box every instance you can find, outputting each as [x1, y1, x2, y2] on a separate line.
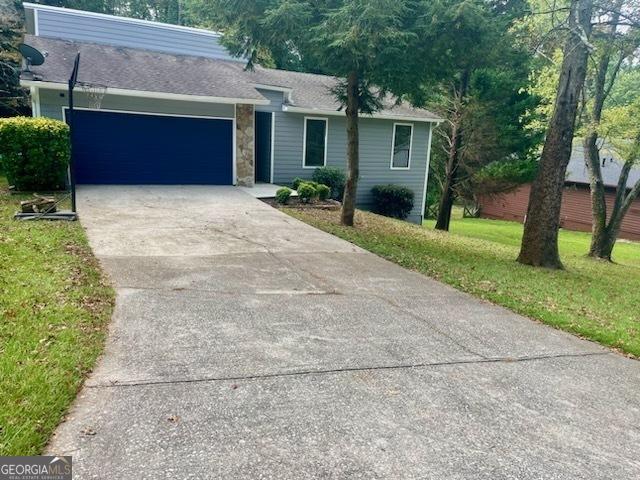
[71, 110, 233, 185]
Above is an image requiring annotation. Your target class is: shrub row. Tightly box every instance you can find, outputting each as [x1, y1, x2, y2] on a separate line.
[291, 167, 347, 201]
[284, 165, 414, 219]
[0, 117, 70, 191]
[286, 180, 331, 203]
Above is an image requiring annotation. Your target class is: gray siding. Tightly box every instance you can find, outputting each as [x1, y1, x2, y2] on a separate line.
[265, 89, 431, 223]
[38, 89, 235, 120]
[255, 89, 285, 114]
[39, 84, 432, 223]
[35, 8, 237, 61]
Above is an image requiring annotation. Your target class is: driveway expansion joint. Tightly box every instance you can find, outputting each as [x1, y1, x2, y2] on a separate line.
[86, 351, 609, 390]
[94, 250, 371, 260]
[113, 285, 342, 295]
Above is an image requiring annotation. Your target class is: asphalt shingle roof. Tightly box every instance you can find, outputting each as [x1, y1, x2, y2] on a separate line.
[24, 35, 265, 101]
[244, 66, 440, 121]
[567, 143, 640, 188]
[24, 35, 441, 121]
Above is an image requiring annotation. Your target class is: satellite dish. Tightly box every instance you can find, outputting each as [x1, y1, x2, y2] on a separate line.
[18, 44, 46, 80]
[19, 43, 46, 79]
[19, 44, 46, 66]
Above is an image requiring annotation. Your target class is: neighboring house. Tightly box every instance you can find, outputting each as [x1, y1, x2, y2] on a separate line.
[20, 3, 441, 223]
[478, 144, 640, 240]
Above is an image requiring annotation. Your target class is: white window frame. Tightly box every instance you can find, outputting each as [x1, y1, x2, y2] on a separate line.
[302, 116, 328, 169]
[390, 122, 414, 170]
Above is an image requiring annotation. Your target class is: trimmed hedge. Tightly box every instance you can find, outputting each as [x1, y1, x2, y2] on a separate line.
[312, 166, 346, 200]
[316, 184, 331, 201]
[0, 117, 70, 191]
[371, 184, 414, 220]
[292, 177, 305, 190]
[297, 182, 317, 203]
[275, 187, 292, 204]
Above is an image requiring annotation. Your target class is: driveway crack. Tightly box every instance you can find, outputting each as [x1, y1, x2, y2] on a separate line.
[369, 292, 490, 359]
[87, 351, 609, 389]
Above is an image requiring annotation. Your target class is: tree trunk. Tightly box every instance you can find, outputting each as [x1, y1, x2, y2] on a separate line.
[341, 70, 360, 226]
[435, 121, 461, 231]
[590, 204, 629, 261]
[584, 2, 626, 260]
[517, 0, 593, 269]
[435, 171, 456, 230]
[588, 228, 616, 261]
[585, 130, 608, 256]
[589, 167, 640, 260]
[435, 70, 469, 231]
[584, 46, 610, 254]
[588, 161, 629, 259]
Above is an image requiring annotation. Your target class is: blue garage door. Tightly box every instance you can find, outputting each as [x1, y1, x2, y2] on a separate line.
[70, 110, 233, 185]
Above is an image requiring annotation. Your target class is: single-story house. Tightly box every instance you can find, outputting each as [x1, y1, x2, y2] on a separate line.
[478, 144, 640, 240]
[20, 2, 441, 223]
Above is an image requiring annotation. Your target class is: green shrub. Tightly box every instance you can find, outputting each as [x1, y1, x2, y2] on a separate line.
[0, 117, 70, 191]
[316, 184, 331, 201]
[371, 184, 414, 220]
[312, 166, 346, 200]
[297, 182, 317, 203]
[292, 177, 306, 190]
[473, 158, 539, 195]
[275, 187, 292, 204]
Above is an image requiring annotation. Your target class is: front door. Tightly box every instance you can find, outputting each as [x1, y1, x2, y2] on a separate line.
[255, 111, 272, 183]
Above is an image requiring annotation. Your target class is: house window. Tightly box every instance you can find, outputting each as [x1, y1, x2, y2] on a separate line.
[303, 117, 327, 168]
[391, 123, 413, 169]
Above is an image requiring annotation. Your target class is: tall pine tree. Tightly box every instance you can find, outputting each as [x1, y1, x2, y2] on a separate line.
[201, 0, 423, 226]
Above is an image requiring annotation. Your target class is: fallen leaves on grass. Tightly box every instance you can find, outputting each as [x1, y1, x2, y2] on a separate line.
[0, 178, 115, 455]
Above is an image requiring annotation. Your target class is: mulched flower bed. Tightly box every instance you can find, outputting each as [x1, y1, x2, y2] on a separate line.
[261, 197, 341, 210]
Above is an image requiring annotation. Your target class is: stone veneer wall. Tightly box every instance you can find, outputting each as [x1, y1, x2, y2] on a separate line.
[235, 104, 255, 187]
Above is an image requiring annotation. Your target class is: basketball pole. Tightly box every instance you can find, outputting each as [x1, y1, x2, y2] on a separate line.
[68, 53, 80, 214]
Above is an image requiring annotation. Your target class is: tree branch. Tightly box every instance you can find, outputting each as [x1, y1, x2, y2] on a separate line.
[604, 50, 626, 100]
[619, 176, 640, 219]
[593, 2, 640, 29]
[609, 160, 632, 226]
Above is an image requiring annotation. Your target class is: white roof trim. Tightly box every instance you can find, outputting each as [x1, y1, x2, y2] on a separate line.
[253, 84, 294, 103]
[23, 2, 223, 38]
[20, 80, 270, 106]
[281, 105, 442, 124]
[253, 84, 293, 93]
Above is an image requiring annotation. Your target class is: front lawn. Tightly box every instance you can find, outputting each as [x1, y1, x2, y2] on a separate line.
[286, 208, 640, 358]
[0, 178, 114, 455]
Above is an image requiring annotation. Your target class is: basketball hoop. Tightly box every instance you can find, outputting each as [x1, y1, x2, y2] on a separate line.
[77, 82, 107, 109]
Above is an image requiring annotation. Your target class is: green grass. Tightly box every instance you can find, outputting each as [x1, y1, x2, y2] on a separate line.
[286, 207, 640, 358]
[426, 207, 640, 266]
[0, 178, 114, 455]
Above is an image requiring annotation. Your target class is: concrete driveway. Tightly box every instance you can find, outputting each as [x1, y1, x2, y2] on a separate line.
[48, 186, 640, 479]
